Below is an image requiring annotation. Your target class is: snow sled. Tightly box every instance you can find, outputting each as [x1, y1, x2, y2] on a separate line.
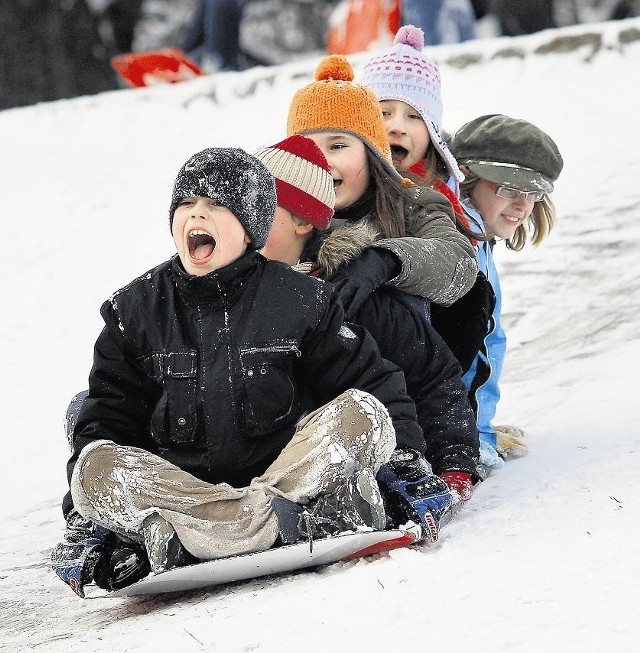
[96, 526, 421, 598]
[111, 48, 203, 88]
[327, 0, 401, 55]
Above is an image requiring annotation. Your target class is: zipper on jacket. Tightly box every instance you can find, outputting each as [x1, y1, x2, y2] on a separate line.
[240, 344, 301, 357]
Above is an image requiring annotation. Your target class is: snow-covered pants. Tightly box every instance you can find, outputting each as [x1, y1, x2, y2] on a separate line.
[71, 389, 396, 560]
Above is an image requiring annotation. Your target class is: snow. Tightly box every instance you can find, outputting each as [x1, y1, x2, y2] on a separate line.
[2, 17, 640, 652]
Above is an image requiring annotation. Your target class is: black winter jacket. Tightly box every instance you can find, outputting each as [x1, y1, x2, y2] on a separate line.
[352, 290, 480, 478]
[63, 252, 423, 515]
[300, 223, 480, 479]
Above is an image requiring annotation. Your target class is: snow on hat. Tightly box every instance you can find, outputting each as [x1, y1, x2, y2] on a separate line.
[169, 147, 276, 249]
[287, 55, 403, 181]
[253, 135, 335, 230]
[450, 114, 564, 193]
[360, 25, 463, 186]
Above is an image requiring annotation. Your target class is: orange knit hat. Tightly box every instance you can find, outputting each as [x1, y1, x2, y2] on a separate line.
[287, 55, 402, 181]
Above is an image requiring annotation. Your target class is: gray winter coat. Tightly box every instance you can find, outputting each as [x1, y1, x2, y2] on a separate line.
[332, 190, 478, 306]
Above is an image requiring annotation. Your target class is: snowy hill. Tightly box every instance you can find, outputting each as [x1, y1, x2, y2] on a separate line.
[1, 18, 640, 652]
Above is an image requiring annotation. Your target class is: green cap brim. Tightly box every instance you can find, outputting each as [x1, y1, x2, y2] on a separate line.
[465, 161, 554, 193]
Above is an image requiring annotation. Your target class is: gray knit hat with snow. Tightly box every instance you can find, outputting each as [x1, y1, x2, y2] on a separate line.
[169, 147, 277, 249]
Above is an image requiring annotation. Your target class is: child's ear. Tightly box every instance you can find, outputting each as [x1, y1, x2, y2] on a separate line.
[293, 216, 314, 236]
[244, 233, 252, 245]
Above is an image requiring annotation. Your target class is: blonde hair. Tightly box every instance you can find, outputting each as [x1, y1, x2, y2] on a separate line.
[460, 172, 556, 251]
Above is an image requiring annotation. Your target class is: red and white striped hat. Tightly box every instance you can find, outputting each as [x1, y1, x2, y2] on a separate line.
[254, 135, 335, 230]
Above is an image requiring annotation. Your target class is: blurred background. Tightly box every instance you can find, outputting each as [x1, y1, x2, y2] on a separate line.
[1, 0, 633, 111]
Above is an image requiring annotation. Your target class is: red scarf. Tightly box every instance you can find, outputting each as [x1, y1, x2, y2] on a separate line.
[408, 161, 475, 244]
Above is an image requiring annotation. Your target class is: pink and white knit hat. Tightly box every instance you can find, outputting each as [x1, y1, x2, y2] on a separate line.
[254, 135, 335, 230]
[360, 25, 463, 186]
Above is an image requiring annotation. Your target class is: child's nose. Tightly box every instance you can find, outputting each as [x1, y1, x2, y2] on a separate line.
[190, 199, 208, 217]
[513, 195, 531, 208]
[387, 116, 406, 135]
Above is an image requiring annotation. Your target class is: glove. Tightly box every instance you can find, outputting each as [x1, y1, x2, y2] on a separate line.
[51, 511, 150, 596]
[377, 448, 454, 543]
[494, 424, 528, 459]
[440, 470, 473, 503]
[329, 248, 400, 319]
[478, 440, 505, 478]
[50, 510, 113, 597]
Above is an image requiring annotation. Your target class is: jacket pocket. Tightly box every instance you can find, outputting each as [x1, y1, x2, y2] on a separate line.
[239, 343, 301, 437]
[147, 351, 199, 446]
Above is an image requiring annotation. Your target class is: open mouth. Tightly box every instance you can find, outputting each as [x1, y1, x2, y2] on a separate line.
[188, 229, 216, 261]
[390, 145, 408, 166]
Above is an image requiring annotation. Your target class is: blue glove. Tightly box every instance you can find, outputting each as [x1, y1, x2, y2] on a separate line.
[52, 510, 151, 596]
[377, 448, 454, 542]
[51, 510, 113, 597]
[329, 248, 400, 319]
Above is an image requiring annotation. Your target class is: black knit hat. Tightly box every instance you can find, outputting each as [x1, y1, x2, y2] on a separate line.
[169, 148, 277, 249]
[451, 114, 563, 193]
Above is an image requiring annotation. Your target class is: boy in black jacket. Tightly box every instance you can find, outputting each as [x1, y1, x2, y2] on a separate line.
[257, 135, 481, 527]
[52, 147, 425, 597]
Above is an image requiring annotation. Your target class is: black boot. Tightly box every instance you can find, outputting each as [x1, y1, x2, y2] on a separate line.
[93, 542, 151, 591]
[142, 514, 196, 573]
[299, 469, 386, 540]
[272, 469, 387, 547]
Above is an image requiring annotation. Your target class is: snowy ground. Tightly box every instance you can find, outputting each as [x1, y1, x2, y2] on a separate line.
[1, 18, 640, 653]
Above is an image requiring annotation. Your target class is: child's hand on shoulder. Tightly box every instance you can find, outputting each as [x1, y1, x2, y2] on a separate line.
[329, 248, 400, 318]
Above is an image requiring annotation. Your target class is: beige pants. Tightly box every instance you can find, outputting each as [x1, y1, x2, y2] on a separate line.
[71, 389, 396, 560]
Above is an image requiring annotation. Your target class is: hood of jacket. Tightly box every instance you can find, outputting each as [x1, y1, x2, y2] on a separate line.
[315, 221, 380, 277]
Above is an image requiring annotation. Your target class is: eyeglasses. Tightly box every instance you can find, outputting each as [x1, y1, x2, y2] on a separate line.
[495, 185, 545, 202]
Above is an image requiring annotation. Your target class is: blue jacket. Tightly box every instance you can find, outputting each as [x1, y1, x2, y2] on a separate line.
[460, 204, 506, 452]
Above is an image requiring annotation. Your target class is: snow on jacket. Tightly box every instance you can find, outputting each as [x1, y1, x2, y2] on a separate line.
[62, 251, 424, 515]
[300, 223, 480, 479]
[331, 189, 478, 307]
[460, 203, 506, 451]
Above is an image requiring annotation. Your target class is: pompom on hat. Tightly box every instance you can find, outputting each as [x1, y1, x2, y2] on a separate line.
[254, 135, 335, 230]
[169, 147, 276, 249]
[287, 55, 402, 181]
[360, 25, 463, 186]
[450, 114, 564, 193]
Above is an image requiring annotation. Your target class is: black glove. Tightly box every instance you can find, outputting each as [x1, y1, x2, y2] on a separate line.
[329, 247, 400, 319]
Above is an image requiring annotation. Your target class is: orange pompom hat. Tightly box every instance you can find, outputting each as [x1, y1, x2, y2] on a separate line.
[287, 55, 402, 181]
